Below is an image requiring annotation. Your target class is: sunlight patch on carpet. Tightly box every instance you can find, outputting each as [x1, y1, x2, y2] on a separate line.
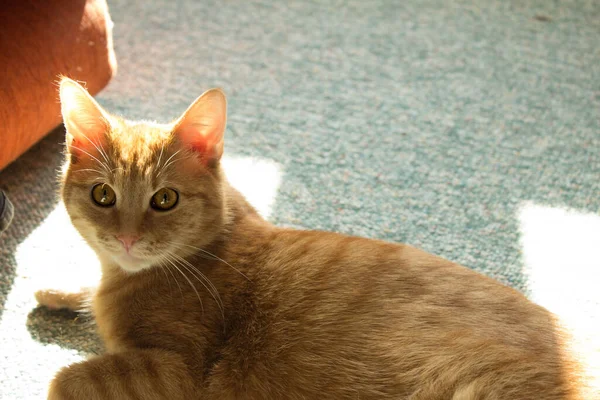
[518, 201, 600, 391]
[221, 155, 283, 219]
[0, 203, 94, 396]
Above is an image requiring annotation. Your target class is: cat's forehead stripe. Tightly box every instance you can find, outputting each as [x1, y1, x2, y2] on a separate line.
[107, 121, 174, 172]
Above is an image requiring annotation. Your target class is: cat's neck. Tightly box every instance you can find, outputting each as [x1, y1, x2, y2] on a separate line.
[214, 179, 273, 246]
[223, 181, 263, 227]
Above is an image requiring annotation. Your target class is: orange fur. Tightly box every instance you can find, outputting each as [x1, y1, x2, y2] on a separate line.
[42, 78, 591, 399]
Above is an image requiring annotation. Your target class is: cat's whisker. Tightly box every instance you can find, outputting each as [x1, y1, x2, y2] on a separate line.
[161, 148, 181, 169]
[158, 256, 185, 305]
[166, 242, 226, 267]
[70, 168, 106, 184]
[67, 128, 110, 167]
[156, 143, 165, 173]
[169, 244, 219, 262]
[168, 241, 251, 282]
[154, 257, 173, 297]
[72, 168, 106, 175]
[162, 155, 190, 171]
[163, 254, 205, 314]
[167, 251, 225, 318]
[156, 149, 183, 178]
[76, 129, 112, 169]
[157, 155, 191, 179]
[177, 257, 223, 307]
[152, 259, 173, 301]
[172, 246, 219, 261]
[165, 249, 224, 311]
[69, 145, 112, 173]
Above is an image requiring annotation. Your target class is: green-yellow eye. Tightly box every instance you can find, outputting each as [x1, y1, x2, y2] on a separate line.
[151, 188, 179, 211]
[91, 183, 116, 207]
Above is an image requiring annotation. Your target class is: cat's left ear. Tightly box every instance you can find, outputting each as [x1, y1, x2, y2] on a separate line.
[59, 77, 111, 158]
[174, 88, 227, 165]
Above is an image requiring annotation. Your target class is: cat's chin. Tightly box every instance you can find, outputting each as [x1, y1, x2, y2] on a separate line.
[113, 253, 154, 273]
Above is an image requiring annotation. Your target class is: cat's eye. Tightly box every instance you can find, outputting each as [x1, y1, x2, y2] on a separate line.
[91, 183, 116, 207]
[151, 188, 179, 211]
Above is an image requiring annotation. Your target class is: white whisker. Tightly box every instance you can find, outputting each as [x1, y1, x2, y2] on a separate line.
[76, 129, 112, 169]
[69, 145, 111, 172]
[72, 168, 106, 175]
[162, 155, 190, 172]
[168, 251, 224, 318]
[156, 149, 183, 178]
[157, 254, 184, 305]
[155, 257, 173, 298]
[156, 143, 165, 173]
[169, 241, 251, 282]
[164, 254, 205, 314]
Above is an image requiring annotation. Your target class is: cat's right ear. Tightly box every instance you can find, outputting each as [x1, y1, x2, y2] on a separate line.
[173, 88, 227, 166]
[59, 77, 110, 160]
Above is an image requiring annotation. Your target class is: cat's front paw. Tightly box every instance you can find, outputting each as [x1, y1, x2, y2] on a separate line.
[48, 350, 195, 400]
[35, 289, 91, 312]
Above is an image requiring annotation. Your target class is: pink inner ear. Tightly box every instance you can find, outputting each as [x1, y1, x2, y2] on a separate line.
[63, 106, 108, 159]
[178, 123, 224, 164]
[179, 125, 210, 154]
[66, 129, 106, 162]
[67, 136, 102, 164]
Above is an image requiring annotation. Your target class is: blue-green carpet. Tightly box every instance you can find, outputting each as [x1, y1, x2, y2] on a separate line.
[1, 0, 599, 397]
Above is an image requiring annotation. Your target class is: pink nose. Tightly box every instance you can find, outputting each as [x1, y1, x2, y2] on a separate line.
[116, 235, 140, 252]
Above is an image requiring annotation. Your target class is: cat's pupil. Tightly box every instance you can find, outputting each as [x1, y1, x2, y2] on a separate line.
[101, 190, 108, 203]
[161, 193, 168, 205]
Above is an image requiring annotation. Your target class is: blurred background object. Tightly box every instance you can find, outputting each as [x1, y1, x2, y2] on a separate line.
[0, 0, 117, 171]
[0, 189, 14, 233]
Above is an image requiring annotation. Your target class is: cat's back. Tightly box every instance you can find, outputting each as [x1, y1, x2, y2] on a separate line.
[213, 227, 584, 399]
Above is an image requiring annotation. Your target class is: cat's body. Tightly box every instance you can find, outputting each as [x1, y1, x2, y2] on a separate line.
[41, 78, 587, 399]
[90, 190, 577, 399]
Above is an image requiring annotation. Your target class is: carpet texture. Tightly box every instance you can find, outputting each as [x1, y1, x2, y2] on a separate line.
[1, 0, 599, 397]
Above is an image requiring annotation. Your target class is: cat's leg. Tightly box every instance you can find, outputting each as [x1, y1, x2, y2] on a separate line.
[35, 286, 95, 312]
[47, 348, 197, 400]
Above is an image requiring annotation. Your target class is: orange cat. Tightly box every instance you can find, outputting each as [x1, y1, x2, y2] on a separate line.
[38, 77, 589, 399]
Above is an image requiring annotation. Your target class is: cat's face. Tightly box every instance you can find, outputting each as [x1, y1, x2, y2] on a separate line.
[59, 78, 228, 273]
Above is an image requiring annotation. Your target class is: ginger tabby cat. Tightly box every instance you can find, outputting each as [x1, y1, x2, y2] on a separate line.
[37, 78, 588, 399]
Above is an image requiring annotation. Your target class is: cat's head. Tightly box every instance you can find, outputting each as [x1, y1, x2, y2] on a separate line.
[59, 78, 228, 273]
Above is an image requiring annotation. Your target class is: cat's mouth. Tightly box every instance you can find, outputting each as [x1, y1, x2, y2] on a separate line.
[112, 252, 155, 273]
